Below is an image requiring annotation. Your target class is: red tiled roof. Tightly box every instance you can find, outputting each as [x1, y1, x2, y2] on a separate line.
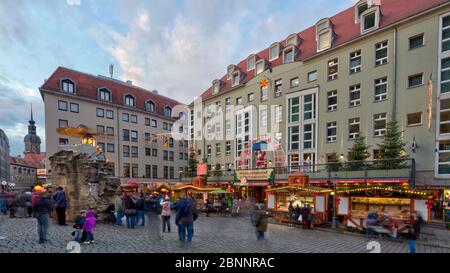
[40, 67, 183, 117]
[10, 156, 37, 169]
[198, 0, 448, 101]
[23, 153, 46, 169]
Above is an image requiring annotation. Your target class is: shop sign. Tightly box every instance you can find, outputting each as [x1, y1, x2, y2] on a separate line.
[37, 169, 46, 179]
[235, 169, 274, 181]
[197, 163, 207, 176]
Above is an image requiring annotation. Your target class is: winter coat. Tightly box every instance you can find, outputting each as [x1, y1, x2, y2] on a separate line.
[114, 196, 123, 212]
[255, 210, 268, 232]
[177, 198, 198, 225]
[82, 210, 96, 233]
[52, 190, 67, 208]
[33, 196, 52, 215]
[161, 200, 171, 216]
[135, 197, 145, 211]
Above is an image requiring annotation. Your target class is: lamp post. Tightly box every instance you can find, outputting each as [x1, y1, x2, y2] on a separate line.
[331, 181, 337, 229]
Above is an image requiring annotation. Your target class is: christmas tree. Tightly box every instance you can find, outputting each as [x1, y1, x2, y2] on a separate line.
[377, 120, 407, 169]
[347, 135, 370, 170]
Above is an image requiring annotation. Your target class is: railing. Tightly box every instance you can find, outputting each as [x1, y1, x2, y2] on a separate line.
[180, 158, 414, 184]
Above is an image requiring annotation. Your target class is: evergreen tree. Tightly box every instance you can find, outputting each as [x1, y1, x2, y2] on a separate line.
[347, 135, 370, 170]
[187, 152, 198, 177]
[326, 152, 342, 173]
[377, 120, 407, 169]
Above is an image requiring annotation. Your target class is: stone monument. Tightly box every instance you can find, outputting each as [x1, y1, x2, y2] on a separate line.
[49, 144, 121, 221]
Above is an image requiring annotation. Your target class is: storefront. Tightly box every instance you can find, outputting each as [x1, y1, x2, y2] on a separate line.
[444, 189, 450, 229]
[234, 169, 273, 203]
[172, 185, 220, 207]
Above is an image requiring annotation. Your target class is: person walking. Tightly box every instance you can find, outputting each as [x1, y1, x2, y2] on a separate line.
[302, 204, 310, 229]
[123, 193, 137, 229]
[135, 194, 146, 227]
[25, 192, 33, 217]
[6, 192, 17, 218]
[146, 195, 162, 239]
[114, 192, 124, 226]
[255, 204, 268, 240]
[0, 191, 7, 215]
[32, 192, 52, 243]
[161, 196, 172, 233]
[288, 202, 294, 226]
[82, 210, 96, 244]
[176, 196, 198, 245]
[52, 187, 67, 225]
[407, 224, 417, 253]
[295, 204, 301, 225]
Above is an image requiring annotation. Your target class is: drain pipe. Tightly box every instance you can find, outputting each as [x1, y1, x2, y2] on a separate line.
[392, 28, 398, 121]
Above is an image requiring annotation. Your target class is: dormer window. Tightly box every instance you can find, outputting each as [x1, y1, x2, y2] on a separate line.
[283, 46, 296, 64]
[269, 43, 280, 61]
[355, 1, 369, 22]
[227, 65, 236, 80]
[255, 60, 265, 75]
[360, 6, 380, 34]
[247, 55, 256, 71]
[61, 79, 75, 93]
[98, 88, 111, 101]
[286, 34, 299, 46]
[212, 80, 221, 95]
[232, 72, 240, 87]
[316, 18, 334, 52]
[164, 106, 172, 117]
[145, 100, 155, 112]
[124, 94, 136, 107]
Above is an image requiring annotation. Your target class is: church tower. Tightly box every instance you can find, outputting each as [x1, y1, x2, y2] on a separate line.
[24, 105, 41, 154]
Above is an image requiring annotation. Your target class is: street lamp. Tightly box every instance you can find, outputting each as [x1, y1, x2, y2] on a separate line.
[331, 181, 337, 229]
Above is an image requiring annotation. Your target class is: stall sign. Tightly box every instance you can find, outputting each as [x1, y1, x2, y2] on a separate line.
[197, 163, 207, 176]
[337, 197, 349, 215]
[235, 169, 274, 181]
[351, 197, 410, 205]
[37, 169, 47, 179]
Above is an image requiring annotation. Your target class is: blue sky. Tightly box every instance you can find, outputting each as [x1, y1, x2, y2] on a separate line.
[0, 0, 355, 156]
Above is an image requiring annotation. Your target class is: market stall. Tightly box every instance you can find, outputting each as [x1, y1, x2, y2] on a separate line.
[444, 189, 450, 229]
[336, 185, 431, 234]
[172, 185, 220, 208]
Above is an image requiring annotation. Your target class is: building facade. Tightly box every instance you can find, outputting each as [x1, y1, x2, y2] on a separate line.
[189, 0, 450, 189]
[0, 129, 10, 182]
[10, 156, 37, 190]
[40, 67, 189, 183]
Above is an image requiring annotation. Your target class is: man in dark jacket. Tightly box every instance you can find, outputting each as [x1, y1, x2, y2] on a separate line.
[33, 192, 52, 243]
[52, 187, 67, 225]
[135, 195, 146, 226]
[176, 196, 198, 244]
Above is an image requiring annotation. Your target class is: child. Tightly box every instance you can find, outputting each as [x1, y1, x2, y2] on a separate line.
[82, 210, 96, 244]
[72, 210, 85, 243]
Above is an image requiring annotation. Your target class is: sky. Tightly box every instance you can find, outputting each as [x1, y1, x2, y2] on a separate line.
[0, 0, 356, 156]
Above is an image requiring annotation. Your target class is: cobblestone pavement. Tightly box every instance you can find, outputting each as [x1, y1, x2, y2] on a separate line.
[0, 214, 448, 253]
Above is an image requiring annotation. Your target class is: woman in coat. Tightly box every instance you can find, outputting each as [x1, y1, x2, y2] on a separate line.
[161, 196, 172, 233]
[123, 194, 137, 229]
[255, 204, 268, 240]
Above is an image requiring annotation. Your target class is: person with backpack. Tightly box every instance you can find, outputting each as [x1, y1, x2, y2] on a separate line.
[176, 195, 199, 245]
[32, 192, 52, 243]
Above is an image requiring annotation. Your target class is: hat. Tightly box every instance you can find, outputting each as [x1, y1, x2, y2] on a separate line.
[165, 196, 170, 201]
[80, 210, 86, 213]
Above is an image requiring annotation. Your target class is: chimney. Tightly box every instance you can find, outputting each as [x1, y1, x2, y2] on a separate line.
[126, 80, 132, 86]
[152, 90, 158, 94]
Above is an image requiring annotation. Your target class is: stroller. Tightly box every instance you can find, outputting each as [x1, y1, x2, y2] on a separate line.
[103, 204, 116, 224]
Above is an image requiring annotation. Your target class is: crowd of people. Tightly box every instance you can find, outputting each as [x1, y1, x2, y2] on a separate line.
[288, 202, 313, 229]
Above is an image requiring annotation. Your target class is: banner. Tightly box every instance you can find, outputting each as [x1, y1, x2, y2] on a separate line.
[197, 163, 207, 176]
[235, 169, 274, 181]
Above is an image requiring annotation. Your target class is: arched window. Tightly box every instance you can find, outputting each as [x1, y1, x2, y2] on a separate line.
[124, 94, 136, 107]
[316, 18, 334, 52]
[98, 88, 112, 101]
[164, 106, 172, 117]
[145, 100, 155, 112]
[269, 42, 281, 61]
[61, 78, 75, 93]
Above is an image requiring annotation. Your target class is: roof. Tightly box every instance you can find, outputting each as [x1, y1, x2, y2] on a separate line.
[10, 156, 37, 169]
[198, 0, 448, 102]
[23, 153, 46, 169]
[40, 67, 183, 117]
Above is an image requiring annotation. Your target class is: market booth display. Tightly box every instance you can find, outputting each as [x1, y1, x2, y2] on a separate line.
[172, 184, 220, 208]
[265, 172, 332, 226]
[336, 185, 431, 234]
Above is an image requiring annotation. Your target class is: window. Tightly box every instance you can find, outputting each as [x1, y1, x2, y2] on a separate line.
[152, 134, 158, 143]
[106, 127, 114, 136]
[438, 140, 450, 174]
[61, 79, 75, 93]
[288, 97, 300, 122]
[216, 143, 221, 156]
[275, 105, 282, 123]
[179, 152, 183, 160]
[97, 125, 105, 134]
[284, 48, 294, 64]
[232, 73, 240, 87]
[58, 119, 68, 128]
[58, 100, 68, 111]
[307, 71, 317, 82]
[375, 41, 388, 65]
[373, 149, 381, 159]
[303, 124, 314, 149]
[215, 123, 221, 138]
[145, 165, 151, 178]
[327, 59, 338, 80]
[95, 108, 104, 117]
[261, 86, 268, 101]
[213, 81, 220, 94]
[164, 106, 172, 117]
[409, 34, 424, 50]
[349, 117, 360, 140]
[131, 130, 138, 142]
[374, 113, 387, 136]
[236, 97, 242, 105]
[356, 2, 368, 21]
[123, 129, 129, 141]
[106, 110, 114, 119]
[317, 30, 332, 51]
[247, 55, 255, 71]
[226, 141, 231, 156]
[274, 79, 282, 97]
[375, 77, 388, 101]
[151, 165, 158, 179]
[152, 149, 157, 157]
[151, 119, 157, 127]
[225, 98, 231, 112]
[248, 93, 254, 102]
[163, 122, 168, 131]
[107, 143, 114, 153]
[123, 145, 130, 157]
[59, 138, 69, 145]
[290, 77, 299, 88]
[130, 115, 137, 124]
[270, 44, 279, 61]
[145, 118, 150, 126]
[303, 94, 315, 120]
[215, 101, 221, 112]
[442, 58, 450, 93]
[349, 84, 361, 107]
[439, 98, 450, 134]
[123, 163, 130, 178]
[98, 88, 111, 101]
[169, 151, 174, 161]
[179, 140, 183, 148]
[327, 90, 337, 111]
[169, 137, 174, 148]
[124, 94, 135, 107]
[146, 101, 155, 112]
[408, 74, 424, 88]
[327, 122, 337, 142]
[407, 112, 422, 126]
[184, 153, 188, 160]
[146, 148, 151, 156]
[441, 15, 450, 53]
[288, 126, 300, 150]
[362, 11, 376, 32]
[207, 145, 212, 157]
[132, 164, 138, 178]
[122, 113, 129, 122]
[131, 146, 138, 158]
[255, 61, 264, 75]
[350, 50, 361, 73]
[169, 167, 174, 179]
[70, 103, 79, 113]
[260, 109, 268, 128]
[163, 150, 168, 161]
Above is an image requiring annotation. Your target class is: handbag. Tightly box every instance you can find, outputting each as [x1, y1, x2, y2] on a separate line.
[298, 215, 302, 222]
[125, 209, 136, 215]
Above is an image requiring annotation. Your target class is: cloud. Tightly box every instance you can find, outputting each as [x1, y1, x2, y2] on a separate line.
[0, 0, 32, 46]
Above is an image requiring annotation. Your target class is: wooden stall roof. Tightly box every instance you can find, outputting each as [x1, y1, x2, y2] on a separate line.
[172, 185, 221, 192]
[266, 185, 332, 193]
